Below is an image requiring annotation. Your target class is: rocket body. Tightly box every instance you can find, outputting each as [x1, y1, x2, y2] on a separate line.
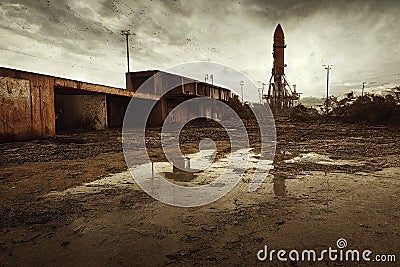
[267, 23, 299, 110]
[272, 24, 286, 108]
[273, 24, 285, 77]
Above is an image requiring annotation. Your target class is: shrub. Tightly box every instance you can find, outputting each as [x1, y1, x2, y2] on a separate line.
[330, 94, 400, 125]
[288, 104, 321, 121]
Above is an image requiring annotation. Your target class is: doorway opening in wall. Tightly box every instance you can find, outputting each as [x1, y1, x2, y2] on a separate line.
[54, 87, 107, 134]
[106, 95, 130, 128]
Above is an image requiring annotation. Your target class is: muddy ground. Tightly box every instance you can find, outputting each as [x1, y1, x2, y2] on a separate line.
[0, 120, 399, 266]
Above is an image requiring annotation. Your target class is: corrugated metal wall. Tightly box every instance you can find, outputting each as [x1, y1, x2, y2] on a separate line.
[0, 69, 55, 142]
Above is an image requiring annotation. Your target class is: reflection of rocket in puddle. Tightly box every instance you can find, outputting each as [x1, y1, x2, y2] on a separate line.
[273, 175, 286, 197]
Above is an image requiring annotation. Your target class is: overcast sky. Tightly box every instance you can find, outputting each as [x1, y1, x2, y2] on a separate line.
[1, 0, 399, 101]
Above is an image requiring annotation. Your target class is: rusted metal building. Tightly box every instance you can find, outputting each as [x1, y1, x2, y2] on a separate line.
[126, 71, 231, 126]
[0, 67, 232, 143]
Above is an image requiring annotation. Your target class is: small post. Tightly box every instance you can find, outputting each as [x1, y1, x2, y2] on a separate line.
[184, 157, 191, 170]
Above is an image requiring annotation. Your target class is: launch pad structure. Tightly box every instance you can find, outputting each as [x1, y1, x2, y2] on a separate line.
[264, 24, 301, 110]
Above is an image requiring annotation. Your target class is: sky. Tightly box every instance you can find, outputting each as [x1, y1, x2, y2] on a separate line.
[1, 0, 399, 101]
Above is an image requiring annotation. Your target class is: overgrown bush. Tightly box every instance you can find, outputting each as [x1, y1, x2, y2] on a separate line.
[330, 93, 400, 125]
[288, 104, 321, 121]
[288, 92, 399, 126]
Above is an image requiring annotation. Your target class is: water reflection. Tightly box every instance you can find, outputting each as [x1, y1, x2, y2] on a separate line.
[273, 174, 286, 197]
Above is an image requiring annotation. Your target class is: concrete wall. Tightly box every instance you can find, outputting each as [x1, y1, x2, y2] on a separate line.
[0, 71, 55, 142]
[55, 94, 107, 131]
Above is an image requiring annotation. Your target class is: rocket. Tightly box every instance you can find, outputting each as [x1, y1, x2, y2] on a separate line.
[271, 24, 286, 107]
[273, 24, 286, 77]
[267, 23, 299, 109]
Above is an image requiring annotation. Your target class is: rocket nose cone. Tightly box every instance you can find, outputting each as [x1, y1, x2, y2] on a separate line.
[274, 24, 284, 39]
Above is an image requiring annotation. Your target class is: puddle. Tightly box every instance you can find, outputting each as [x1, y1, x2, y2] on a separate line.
[272, 175, 287, 197]
[269, 167, 400, 200]
[356, 167, 400, 178]
[47, 153, 400, 213]
[47, 148, 274, 196]
[47, 171, 135, 196]
[284, 152, 365, 166]
[182, 149, 217, 171]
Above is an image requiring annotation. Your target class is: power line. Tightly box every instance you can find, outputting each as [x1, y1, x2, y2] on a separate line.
[332, 72, 400, 85]
[362, 73, 400, 81]
[0, 48, 124, 74]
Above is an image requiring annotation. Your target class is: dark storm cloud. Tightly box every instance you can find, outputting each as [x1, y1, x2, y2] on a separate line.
[247, 0, 400, 18]
[0, 0, 186, 61]
[0, 0, 113, 56]
[246, 0, 322, 21]
[0, 0, 399, 98]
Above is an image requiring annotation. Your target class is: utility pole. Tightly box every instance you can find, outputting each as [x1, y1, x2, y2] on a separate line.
[361, 82, 367, 97]
[120, 30, 134, 73]
[322, 64, 332, 113]
[258, 81, 266, 104]
[362, 81, 376, 97]
[240, 80, 245, 103]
